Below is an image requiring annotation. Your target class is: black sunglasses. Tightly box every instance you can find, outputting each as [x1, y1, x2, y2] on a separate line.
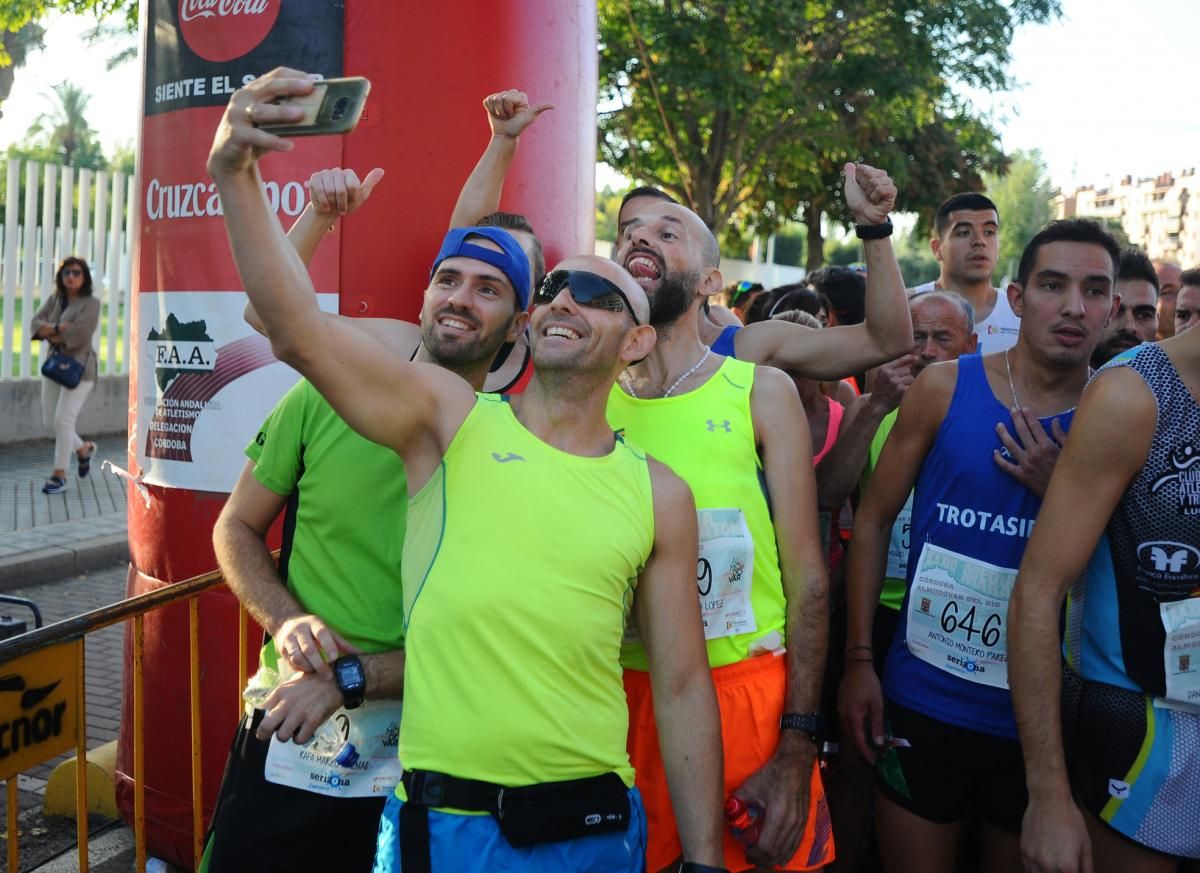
[535, 270, 641, 325]
[61, 268, 83, 277]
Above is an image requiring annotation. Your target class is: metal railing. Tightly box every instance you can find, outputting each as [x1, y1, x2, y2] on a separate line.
[0, 566, 248, 872]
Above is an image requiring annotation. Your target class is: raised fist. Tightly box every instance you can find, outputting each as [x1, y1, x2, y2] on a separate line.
[843, 162, 897, 226]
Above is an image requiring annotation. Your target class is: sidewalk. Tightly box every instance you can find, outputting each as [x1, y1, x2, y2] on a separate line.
[0, 434, 130, 590]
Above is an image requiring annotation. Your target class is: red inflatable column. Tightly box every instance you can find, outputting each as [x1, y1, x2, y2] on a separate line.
[119, 1, 596, 868]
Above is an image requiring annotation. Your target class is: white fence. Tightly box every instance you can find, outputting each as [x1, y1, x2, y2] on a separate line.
[0, 159, 135, 381]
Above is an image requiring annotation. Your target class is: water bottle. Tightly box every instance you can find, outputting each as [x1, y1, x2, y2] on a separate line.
[241, 665, 358, 764]
[724, 795, 763, 847]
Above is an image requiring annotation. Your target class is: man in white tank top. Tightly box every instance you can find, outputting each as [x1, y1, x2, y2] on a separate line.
[911, 193, 1019, 354]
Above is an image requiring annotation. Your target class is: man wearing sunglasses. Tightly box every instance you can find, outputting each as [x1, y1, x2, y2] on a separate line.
[606, 165, 900, 873]
[209, 68, 728, 873]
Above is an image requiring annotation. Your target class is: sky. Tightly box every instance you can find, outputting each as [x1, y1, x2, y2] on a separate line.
[0, 1, 1196, 195]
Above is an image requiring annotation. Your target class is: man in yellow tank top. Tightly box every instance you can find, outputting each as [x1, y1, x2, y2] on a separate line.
[209, 68, 728, 873]
[607, 165, 900, 873]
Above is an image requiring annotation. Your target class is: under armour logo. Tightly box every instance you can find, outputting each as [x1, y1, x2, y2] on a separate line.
[491, 452, 525, 463]
[706, 420, 731, 433]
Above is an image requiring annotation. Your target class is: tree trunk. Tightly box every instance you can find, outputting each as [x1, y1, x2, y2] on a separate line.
[804, 201, 824, 273]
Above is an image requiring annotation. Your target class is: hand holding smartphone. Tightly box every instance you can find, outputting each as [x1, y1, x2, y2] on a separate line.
[260, 76, 371, 137]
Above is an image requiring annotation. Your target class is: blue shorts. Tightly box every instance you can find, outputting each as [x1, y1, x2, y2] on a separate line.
[372, 788, 646, 873]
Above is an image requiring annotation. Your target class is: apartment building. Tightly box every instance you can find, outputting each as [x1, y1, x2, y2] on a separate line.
[1054, 168, 1199, 267]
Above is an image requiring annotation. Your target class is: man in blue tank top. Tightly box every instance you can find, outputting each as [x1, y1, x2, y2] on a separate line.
[1010, 283, 1200, 869]
[839, 220, 1122, 873]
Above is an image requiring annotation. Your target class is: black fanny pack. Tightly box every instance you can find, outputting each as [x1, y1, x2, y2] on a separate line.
[399, 769, 629, 869]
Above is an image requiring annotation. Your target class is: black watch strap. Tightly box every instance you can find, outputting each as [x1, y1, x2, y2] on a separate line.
[854, 218, 893, 240]
[679, 864, 731, 873]
[780, 712, 826, 745]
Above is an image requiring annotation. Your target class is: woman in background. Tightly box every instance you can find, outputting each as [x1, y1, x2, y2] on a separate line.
[29, 257, 100, 494]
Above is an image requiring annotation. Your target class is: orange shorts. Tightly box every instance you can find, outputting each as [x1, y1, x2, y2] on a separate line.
[624, 652, 835, 872]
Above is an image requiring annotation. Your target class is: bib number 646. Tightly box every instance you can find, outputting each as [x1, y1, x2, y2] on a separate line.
[940, 601, 1002, 648]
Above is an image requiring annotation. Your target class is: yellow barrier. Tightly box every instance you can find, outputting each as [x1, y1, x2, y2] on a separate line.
[0, 567, 247, 873]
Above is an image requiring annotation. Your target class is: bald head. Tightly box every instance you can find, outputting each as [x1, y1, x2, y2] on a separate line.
[554, 254, 651, 325]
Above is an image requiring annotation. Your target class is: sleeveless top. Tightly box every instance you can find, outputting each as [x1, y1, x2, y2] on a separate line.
[812, 396, 844, 465]
[399, 395, 654, 789]
[883, 354, 1075, 738]
[711, 324, 740, 357]
[1066, 343, 1200, 702]
[607, 356, 787, 669]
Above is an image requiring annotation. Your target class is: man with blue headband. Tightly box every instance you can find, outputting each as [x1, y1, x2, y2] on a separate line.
[202, 223, 533, 872]
[207, 68, 730, 873]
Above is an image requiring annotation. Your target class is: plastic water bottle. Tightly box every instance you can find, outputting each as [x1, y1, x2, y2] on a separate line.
[724, 795, 763, 847]
[241, 665, 357, 763]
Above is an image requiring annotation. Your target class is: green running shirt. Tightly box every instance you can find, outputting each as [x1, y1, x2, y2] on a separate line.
[399, 395, 653, 790]
[245, 379, 408, 675]
[606, 356, 787, 669]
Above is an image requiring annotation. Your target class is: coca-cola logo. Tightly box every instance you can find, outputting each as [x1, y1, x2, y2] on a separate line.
[178, 0, 280, 63]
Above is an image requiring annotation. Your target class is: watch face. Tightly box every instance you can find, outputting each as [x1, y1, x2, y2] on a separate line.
[337, 658, 365, 688]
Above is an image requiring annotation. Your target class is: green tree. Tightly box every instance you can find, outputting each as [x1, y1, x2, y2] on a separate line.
[0, 22, 44, 102]
[598, 0, 1058, 268]
[27, 80, 101, 167]
[596, 184, 626, 242]
[0, 1, 135, 38]
[984, 149, 1056, 280]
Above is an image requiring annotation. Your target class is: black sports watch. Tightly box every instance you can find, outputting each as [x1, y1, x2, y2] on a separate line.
[780, 712, 826, 746]
[333, 655, 366, 710]
[854, 218, 893, 240]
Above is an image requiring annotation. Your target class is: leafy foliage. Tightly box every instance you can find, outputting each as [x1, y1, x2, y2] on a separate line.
[984, 149, 1056, 279]
[599, 0, 1060, 266]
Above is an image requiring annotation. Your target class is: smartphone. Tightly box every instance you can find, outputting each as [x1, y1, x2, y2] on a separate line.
[261, 76, 371, 137]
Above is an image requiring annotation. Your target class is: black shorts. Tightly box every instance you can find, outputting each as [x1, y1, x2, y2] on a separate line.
[874, 697, 1027, 833]
[204, 710, 387, 872]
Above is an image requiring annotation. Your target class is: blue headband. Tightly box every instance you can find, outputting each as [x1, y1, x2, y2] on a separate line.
[429, 226, 532, 310]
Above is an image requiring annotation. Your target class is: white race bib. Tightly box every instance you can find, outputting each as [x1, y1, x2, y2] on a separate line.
[886, 493, 914, 580]
[1160, 597, 1200, 709]
[696, 508, 757, 641]
[264, 700, 402, 799]
[905, 543, 1014, 688]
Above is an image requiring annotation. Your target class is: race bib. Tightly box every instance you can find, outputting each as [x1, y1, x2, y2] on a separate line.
[886, 493, 914, 580]
[264, 700, 402, 799]
[1160, 597, 1200, 709]
[905, 543, 1014, 688]
[696, 508, 757, 641]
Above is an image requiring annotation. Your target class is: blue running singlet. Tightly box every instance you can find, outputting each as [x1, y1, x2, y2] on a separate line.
[883, 354, 1075, 738]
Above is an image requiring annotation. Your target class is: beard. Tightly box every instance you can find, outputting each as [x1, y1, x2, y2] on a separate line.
[648, 268, 700, 330]
[1090, 330, 1140, 368]
[421, 308, 514, 370]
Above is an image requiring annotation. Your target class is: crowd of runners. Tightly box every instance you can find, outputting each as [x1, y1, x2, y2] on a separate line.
[194, 70, 1200, 873]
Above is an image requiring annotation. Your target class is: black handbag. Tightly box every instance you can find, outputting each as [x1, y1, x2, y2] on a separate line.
[41, 348, 88, 389]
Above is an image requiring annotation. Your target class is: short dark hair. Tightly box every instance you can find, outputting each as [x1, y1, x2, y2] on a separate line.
[1180, 268, 1200, 289]
[55, 257, 94, 298]
[762, 284, 826, 320]
[934, 192, 1000, 238]
[1015, 219, 1121, 288]
[620, 186, 678, 212]
[1117, 248, 1160, 293]
[477, 211, 545, 290]
[807, 267, 866, 325]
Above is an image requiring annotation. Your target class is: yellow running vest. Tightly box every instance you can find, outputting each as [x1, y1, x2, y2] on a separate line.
[400, 395, 653, 790]
[607, 356, 787, 669]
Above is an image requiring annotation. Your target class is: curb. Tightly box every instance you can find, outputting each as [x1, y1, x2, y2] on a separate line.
[44, 740, 119, 820]
[0, 534, 129, 591]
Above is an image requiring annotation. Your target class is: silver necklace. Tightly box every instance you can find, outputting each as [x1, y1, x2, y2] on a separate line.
[1004, 348, 1093, 414]
[626, 347, 712, 399]
[1004, 348, 1020, 408]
